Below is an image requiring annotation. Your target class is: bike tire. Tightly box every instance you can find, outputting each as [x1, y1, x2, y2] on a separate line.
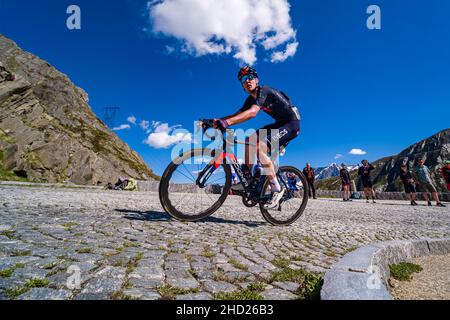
[259, 166, 309, 226]
[159, 148, 232, 222]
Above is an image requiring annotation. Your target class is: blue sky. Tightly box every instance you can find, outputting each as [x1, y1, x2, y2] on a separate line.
[1, 0, 449, 175]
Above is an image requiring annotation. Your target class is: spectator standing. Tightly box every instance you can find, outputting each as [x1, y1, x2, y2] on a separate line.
[287, 172, 299, 191]
[438, 160, 450, 191]
[303, 163, 317, 199]
[414, 157, 445, 207]
[340, 163, 352, 201]
[399, 164, 418, 206]
[358, 160, 376, 203]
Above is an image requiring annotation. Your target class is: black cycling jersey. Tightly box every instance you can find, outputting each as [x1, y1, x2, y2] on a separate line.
[358, 164, 374, 183]
[240, 85, 300, 122]
[399, 170, 414, 184]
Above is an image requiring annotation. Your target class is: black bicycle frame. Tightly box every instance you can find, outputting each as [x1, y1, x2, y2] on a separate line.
[196, 128, 271, 195]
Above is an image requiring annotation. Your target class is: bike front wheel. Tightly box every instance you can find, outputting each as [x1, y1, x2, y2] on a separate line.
[259, 166, 309, 226]
[159, 148, 232, 222]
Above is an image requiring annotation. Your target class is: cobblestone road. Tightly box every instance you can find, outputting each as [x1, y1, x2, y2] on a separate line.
[1, 185, 449, 300]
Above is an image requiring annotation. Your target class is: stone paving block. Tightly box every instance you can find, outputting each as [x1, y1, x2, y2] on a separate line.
[12, 267, 48, 280]
[74, 292, 111, 300]
[0, 277, 26, 290]
[129, 277, 164, 289]
[190, 256, 210, 264]
[176, 292, 213, 300]
[193, 269, 215, 280]
[142, 250, 166, 259]
[166, 277, 199, 290]
[129, 266, 164, 280]
[201, 280, 237, 294]
[262, 288, 297, 300]
[80, 266, 125, 294]
[138, 258, 164, 267]
[27, 257, 60, 269]
[166, 253, 186, 261]
[217, 263, 239, 273]
[17, 288, 71, 300]
[68, 253, 103, 264]
[0, 259, 17, 270]
[224, 271, 254, 282]
[272, 281, 300, 293]
[165, 269, 191, 279]
[122, 288, 161, 300]
[0, 225, 13, 232]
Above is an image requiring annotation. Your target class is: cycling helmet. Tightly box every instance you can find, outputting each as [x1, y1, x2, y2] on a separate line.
[238, 66, 258, 82]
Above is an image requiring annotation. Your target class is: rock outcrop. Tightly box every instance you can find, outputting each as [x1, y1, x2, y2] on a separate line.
[375, 128, 450, 192]
[0, 34, 158, 185]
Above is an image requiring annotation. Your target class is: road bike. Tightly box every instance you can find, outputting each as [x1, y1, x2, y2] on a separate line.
[158, 120, 309, 226]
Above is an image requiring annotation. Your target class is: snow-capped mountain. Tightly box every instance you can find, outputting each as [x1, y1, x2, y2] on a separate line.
[315, 163, 358, 180]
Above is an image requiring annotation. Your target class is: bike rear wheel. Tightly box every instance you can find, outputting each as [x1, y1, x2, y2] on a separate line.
[259, 166, 309, 226]
[159, 148, 232, 222]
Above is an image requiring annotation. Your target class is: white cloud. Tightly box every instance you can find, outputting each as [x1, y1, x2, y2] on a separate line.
[127, 116, 137, 125]
[139, 120, 150, 131]
[334, 154, 344, 160]
[271, 42, 299, 63]
[144, 122, 192, 149]
[147, 0, 298, 65]
[113, 124, 131, 131]
[349, 149, 367, 155]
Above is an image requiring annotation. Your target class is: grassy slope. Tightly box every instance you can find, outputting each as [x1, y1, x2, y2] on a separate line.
[0, 150, 28, 182]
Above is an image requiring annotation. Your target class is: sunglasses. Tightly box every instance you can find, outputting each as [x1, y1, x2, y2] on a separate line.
[240, 75, 256, 84]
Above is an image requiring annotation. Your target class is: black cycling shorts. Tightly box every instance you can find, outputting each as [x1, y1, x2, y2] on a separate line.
[362, 179, 373, 188]
[403, 183, 416, 194]
[252, 120, 300, 152]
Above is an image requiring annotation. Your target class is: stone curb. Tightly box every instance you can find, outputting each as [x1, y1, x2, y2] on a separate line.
[320, 238, 450, 300]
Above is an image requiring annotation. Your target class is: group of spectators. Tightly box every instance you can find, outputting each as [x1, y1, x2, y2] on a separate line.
[303, 158, 449, 207]
[399, 158, 448, 207]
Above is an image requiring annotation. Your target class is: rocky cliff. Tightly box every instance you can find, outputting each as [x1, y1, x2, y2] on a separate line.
[377, 128, 449, 192]
[316, 129, 450, 192]
[0, 34, 159, 185]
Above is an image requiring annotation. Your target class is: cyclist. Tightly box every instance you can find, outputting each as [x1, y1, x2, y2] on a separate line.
[203, 66, 301, 209]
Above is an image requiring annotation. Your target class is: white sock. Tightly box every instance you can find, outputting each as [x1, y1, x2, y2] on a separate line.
[270, 178, 281, 193]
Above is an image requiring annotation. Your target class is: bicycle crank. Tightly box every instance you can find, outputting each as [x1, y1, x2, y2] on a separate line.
[242, 196, 258, 208]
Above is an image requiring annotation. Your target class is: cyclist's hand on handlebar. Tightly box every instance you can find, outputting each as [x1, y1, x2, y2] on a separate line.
[213, 119, 229, 131]
[198, 119, 213, 130]
[198, 119, 228, 131]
